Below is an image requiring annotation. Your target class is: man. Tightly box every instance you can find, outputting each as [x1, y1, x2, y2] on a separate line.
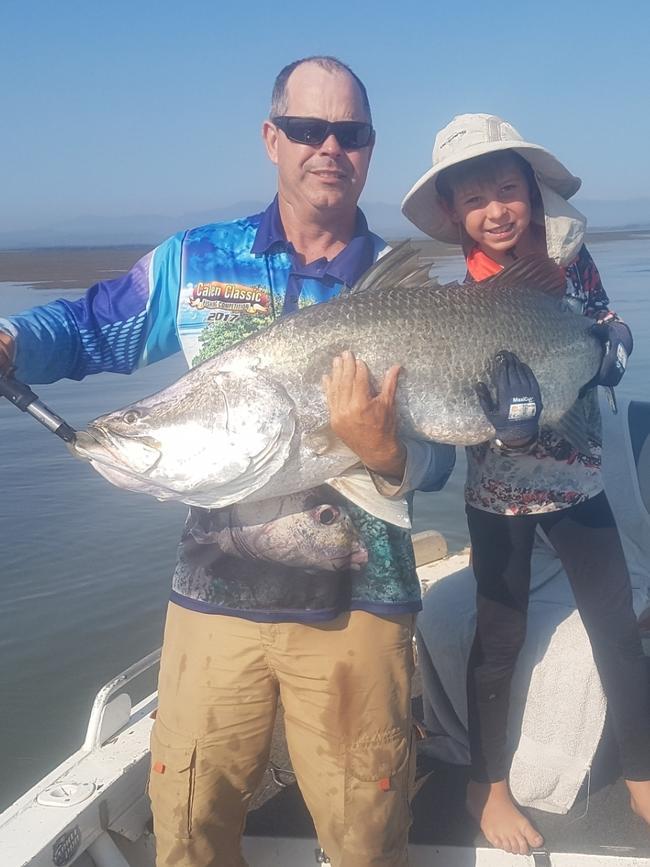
[0, 57, 455, 866]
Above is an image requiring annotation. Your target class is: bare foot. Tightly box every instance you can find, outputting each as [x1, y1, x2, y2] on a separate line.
[466, 779, 544, 855]
[626, 779, 650, 826]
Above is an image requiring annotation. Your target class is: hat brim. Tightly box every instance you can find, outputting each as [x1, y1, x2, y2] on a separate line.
[401, 140, 582, 244]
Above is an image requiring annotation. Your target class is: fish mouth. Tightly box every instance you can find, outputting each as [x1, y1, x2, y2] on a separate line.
[72, 427, 162, 476]
[330, 544, 369, 572]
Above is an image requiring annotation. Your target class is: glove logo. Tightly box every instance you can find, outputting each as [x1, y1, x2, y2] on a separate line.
[616, 343, 628, 371]
[508, 398, 538, 421]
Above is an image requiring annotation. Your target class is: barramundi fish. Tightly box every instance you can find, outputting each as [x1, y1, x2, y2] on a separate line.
[71, 245, 603, 521]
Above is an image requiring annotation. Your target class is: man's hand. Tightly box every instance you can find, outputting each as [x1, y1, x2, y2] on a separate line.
[322, 350, 406, 479]
[591, 314, 633, 388]
[0, 331, 14, 376]
[476, 351, 542, 448]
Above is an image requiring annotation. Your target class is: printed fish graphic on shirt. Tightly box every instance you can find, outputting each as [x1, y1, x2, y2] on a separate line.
[184, 490, 368, 573]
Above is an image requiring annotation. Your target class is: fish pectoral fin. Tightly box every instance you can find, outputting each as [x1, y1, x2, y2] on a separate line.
[478, 254, 567, 298]
[326, 467, 412, 529]
[304, 425, 359, 460]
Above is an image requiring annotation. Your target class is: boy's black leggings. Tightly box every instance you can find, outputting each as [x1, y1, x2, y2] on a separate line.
[466, 491, 650, 783]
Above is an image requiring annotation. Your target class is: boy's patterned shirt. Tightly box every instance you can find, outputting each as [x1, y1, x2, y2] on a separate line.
[465, 245, 611, 516]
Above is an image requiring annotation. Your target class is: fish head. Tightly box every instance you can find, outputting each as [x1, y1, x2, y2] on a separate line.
[263, 497, 368, 571]
[71, 367, 297, 506]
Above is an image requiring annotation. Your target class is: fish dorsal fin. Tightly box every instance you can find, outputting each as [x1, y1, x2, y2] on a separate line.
[347, 241, 441, 295]
[477, 254, 566, 298]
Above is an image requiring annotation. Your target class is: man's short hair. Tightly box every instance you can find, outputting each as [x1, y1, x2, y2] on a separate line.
[270, 56, 372, 123]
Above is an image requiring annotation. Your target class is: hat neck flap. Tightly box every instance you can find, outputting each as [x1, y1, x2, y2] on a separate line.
[534, 179, 586, 266]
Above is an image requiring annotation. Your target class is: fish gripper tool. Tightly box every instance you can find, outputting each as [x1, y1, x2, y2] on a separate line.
[0, 373, 76, 443]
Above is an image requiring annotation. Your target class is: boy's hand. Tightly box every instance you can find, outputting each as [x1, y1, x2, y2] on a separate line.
[591, 314, 632, 388]
[476, 351, 542, 447]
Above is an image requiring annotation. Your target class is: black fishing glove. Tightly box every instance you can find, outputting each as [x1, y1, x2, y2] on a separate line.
[591, 314, 633, 388]
[476, 351, 542, 448]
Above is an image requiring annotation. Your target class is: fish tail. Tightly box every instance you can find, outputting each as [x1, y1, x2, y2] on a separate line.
[554, 390, 602, 453]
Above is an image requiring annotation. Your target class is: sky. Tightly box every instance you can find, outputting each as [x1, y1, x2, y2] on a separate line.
[2, 0, 649, 233]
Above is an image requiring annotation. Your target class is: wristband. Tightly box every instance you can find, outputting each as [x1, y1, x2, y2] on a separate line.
[493, 433, 538, 455]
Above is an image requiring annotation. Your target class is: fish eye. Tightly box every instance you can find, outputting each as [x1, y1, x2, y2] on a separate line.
[318, 506, 340, 525]
[123, 410, 141, 425]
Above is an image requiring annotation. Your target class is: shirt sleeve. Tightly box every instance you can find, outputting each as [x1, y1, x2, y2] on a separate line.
[569, 245, 611, 318]
[0, 233, 184, 384]
[369, 438, 456, 498]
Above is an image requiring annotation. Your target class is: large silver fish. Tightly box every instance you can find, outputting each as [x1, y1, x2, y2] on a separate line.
[72, 245, 603, 517]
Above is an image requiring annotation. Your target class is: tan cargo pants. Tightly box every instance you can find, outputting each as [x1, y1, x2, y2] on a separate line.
[149, 602, 416, 867]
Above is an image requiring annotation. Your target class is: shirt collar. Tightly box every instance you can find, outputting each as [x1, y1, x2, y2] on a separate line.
[251, 195, 287, 255]
[252, 195, 375, 287]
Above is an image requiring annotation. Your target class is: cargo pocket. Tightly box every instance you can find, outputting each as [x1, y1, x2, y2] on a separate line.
[148, 720, 197, 841]
[344, 727, 411, 860]
[347, 728, 409, 783]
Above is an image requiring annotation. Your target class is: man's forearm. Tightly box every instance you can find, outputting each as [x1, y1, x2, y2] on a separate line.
[0, 305, 84, 384]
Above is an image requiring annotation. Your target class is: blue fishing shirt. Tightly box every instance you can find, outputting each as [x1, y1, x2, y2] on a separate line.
[1, 200, 455, 622]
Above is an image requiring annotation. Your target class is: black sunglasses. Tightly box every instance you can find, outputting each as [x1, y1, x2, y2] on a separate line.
[271, 116, 374, 150]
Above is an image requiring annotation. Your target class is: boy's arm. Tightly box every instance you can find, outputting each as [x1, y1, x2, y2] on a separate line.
[0, 234, 184, 385]
[575, 245, 633, 387]
[573, 245, 612, 318]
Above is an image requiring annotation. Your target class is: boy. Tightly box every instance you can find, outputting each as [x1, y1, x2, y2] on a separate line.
[402, 113, 649, 856]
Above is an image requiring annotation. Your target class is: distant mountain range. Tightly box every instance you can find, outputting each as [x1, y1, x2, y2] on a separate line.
[1, 198, 649, 249]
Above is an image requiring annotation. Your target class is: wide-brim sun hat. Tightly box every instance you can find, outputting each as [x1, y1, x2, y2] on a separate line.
[401, 113, 582, 244]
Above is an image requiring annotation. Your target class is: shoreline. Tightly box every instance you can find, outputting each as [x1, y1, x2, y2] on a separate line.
[0, 229, 648, 291]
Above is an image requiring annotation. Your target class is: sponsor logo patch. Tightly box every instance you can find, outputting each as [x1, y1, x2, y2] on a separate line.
[189, 282, 271, 319]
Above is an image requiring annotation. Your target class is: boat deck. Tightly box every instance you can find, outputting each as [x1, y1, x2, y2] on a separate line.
[3, 640, 649, 866]
[245, 684, 650, 860]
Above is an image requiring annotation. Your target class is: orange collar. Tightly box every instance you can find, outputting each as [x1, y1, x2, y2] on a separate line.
[466, 245, 569, 283]
[466, 246, 504, 281]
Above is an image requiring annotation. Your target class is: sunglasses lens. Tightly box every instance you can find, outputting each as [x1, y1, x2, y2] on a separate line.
[275, 117, 373, 150]
[335, 123, 373, 149]
[285, 119, 330, 145]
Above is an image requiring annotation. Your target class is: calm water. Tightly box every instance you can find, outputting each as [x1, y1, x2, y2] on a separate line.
[0, 238, 648, 809]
